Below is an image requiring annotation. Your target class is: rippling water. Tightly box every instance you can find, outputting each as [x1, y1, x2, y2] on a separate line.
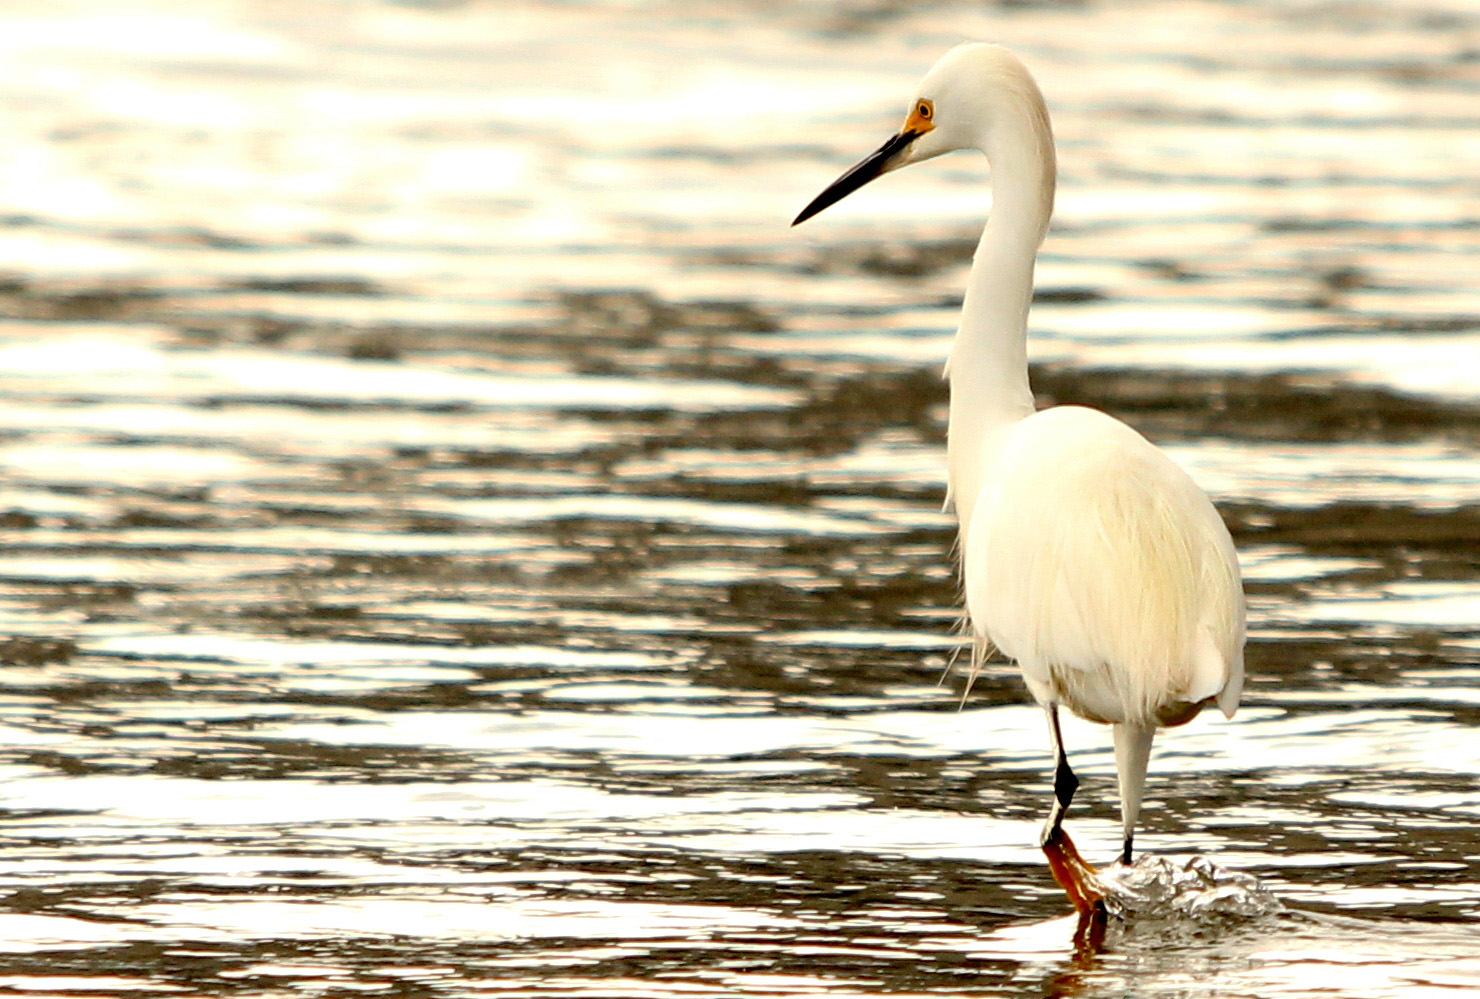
[0, 0, 1478, 996]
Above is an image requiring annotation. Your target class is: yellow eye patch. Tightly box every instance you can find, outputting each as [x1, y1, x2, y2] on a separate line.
[904, 99, 935, 134]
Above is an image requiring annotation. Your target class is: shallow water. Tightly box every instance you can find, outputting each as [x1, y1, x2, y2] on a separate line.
[0, 0, 1478, 996]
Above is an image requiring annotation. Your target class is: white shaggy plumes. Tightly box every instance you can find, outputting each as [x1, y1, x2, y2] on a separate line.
[963, 406, 1244, 728]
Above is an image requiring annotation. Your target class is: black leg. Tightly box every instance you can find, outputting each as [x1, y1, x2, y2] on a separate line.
[1053, 735, 1079, 815]
[1040, 704, 1078, 844]
[1120, 832, 1133, 866]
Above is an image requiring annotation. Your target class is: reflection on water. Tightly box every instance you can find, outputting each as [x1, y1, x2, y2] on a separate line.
[0, 0, 1478, 996]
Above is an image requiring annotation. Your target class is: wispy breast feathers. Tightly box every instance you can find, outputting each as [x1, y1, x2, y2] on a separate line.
[963, 407, 1242, 726]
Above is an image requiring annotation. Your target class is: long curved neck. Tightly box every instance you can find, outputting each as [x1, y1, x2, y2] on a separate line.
[946, 88, 1056, 540]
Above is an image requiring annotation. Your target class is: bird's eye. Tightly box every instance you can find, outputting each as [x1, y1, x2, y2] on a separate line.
[918, 102, 932, 119]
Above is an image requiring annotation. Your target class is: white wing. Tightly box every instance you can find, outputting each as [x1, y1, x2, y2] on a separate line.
[961, 406, 1244, 727]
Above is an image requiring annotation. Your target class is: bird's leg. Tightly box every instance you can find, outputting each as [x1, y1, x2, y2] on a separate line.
[1111, 722, 1155, 868]
[1039, 704, 1078, 846]
[1038, 705, 1107, 923]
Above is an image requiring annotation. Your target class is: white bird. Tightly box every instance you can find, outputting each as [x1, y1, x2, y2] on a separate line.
[793, 43, 1244, 906]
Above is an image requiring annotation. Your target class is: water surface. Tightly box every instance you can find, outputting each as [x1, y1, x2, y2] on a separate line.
[0, 0, 1478, 996]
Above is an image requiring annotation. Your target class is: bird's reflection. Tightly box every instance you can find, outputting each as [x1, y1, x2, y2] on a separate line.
[1044, 934, 1106, 999]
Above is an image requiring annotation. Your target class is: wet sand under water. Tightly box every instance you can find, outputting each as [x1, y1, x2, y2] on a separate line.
[0, 0, 1479, 996]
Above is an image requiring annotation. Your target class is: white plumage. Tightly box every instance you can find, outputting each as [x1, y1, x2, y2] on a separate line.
[966, 405, 1244, 726]
[795, 43, 1246, 870]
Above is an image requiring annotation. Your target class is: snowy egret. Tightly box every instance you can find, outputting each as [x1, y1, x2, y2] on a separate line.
[793, 44, 1244, 913]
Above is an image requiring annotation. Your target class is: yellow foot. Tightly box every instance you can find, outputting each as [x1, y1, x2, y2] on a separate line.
[1041, 826, 1109, 947]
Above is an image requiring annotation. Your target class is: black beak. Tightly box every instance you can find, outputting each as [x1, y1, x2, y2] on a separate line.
[792, 130, 919, 226]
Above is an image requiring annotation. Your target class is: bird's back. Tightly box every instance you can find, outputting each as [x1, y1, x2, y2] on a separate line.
[960, 406, 1244, 727]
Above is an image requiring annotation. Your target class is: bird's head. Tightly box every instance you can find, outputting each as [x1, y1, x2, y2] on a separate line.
[792, 43, 1045, 226]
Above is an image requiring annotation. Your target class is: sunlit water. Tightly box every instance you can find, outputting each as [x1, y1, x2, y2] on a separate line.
[0, 0, 1478, 996]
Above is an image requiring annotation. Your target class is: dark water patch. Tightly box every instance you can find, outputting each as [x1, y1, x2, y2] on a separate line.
[1266, 215, 1480, 233]
[1228, 501, 1480, 553]
[803, 238, 977, 279]
[701, 239, 1102, 300]
[556, 290, 780, 340]
[345, 328, 405, 361]
[229, 278, 385, 297]
[1034, 365, 1480, 445]
[0, 282, 167, 323]
[0, 636, 76, 666]
[149, 289, 791, 391]
[786, 369, 948, 450]
[114, 224, 262, 249]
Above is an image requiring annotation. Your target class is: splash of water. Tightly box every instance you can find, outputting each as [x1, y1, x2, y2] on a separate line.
[1097, 854, 1282, 923]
